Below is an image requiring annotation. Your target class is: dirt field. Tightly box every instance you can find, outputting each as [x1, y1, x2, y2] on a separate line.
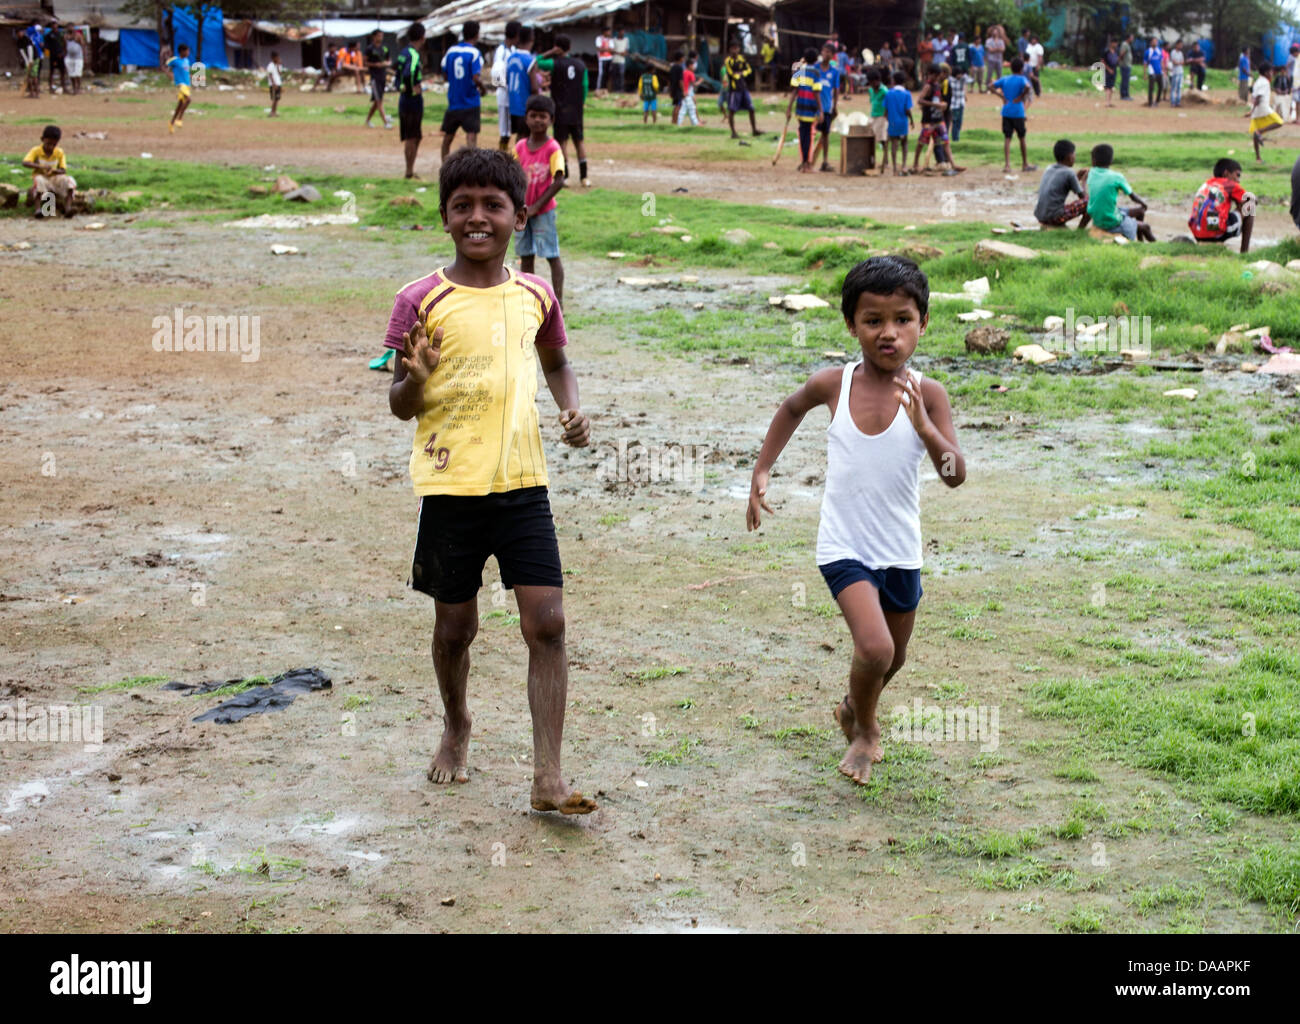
[1, 81, 1296, 934]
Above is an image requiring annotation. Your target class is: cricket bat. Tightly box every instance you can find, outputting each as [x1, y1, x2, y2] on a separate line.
[771, 109, 793, 165]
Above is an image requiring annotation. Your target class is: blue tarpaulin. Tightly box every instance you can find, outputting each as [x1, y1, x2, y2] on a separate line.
[1263, 25, 1298, 67]
[120, 7, 228, 70]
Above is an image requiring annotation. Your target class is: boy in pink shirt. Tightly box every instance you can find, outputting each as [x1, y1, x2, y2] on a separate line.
[514, 94, 567, 303]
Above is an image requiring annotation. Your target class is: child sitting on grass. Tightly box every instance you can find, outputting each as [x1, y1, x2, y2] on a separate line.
[1085, 143, 1154, 242]
[746, 256, 966, 786]
[1189, 158, 1256, 253]
[22, 124, 77, 218]
[1034, 138, 1090, 229]
[384, 147, 595, 815]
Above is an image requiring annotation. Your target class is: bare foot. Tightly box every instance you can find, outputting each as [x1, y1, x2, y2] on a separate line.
[838, 737, 875, 785]
[427, 715, 471, 784]
[835, 698, 884, 764]
[530, 778, 598, 815]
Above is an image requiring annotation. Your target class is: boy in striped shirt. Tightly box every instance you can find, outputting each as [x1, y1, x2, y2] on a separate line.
[384, 148, 596, 815]
[785, 49, 824, 172]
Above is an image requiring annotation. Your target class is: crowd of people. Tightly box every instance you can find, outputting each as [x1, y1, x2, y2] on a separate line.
[16, 19, 88, 97]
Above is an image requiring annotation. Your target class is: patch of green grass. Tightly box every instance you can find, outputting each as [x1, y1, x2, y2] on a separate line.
[597, 513, 629, 526]
[77, 674, 170, 694]
[1235, 844, 1300, 920]
[644, 736, 699, 767]
[1059, 905, 1105, 933]
[1130, 883, 1206, 915]
[627, 665, 688, 681]
[205, 675, 269, 699]
[909, 827, 1042, 859]
[340, 694, 372, 712]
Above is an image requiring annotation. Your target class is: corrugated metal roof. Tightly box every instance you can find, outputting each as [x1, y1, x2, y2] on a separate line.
[423, 0, 772, 41]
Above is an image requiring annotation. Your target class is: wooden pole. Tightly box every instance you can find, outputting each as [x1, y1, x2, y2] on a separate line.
[723, 0, 731, 49]
[689, 0, 698, 54]
[829, 0, 834, 38]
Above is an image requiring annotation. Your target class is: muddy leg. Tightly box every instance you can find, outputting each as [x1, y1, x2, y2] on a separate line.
[427, 598, 476, 783]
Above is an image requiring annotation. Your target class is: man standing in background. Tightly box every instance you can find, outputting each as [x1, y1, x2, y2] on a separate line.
[1119, 33, 1133, 101]
[493, 20, 520, 150]
[595, 27, 613, 90]
[611, 28, 629, 92]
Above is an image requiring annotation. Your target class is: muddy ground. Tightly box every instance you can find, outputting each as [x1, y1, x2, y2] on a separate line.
[1, 80, 1297, 932]
[0, 208, 1292, 933]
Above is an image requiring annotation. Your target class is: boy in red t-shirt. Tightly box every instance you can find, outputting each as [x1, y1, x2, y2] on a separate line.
[514, 94, 567, 302]
[1189, 158, 1255, 253]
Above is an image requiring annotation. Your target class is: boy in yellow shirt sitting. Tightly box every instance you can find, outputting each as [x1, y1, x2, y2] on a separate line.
[383, 148, 597, 815]
[22, 124, 77, 218]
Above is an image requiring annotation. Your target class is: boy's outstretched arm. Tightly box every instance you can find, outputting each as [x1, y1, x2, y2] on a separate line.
[747, 367, 840, 530]
[389, 319, 441, 420]
[896, 375, 966, 487]
[538, 345, 590, 447]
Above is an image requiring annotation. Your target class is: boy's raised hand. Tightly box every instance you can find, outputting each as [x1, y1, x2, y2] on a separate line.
[747, 468, 774, 531]
[402, 319, 442, 386]
[558, 409, 590, 447]
[894, 373, 933, 437]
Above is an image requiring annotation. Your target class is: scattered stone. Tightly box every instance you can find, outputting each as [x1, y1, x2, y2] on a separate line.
[762, 241, 779, 250]
[1042, 315, 1065, 332]
[680, 234, 693, 242]
[284, 185, 322, 203]
[80, 222, 106, 231]
[975, 238, 1038, 261]
[1215, 331, 1246, 354]
[440, 896, 455, 906]
[1013, 343, 1057, 365]
[76, 130, 108, 140]
[270, 244, 300, 255]
[965, 327, 1010, 354]
[802, 234, 869, 250]
[1287, 259, 1300, 273]
[274, 174, 300, 194]
[333, 105, 347, 113]
[1163, 388, 1198, 399]
[722, 228, 754, 244]
[2, 241, 32, 251]
[769, 293, 830, 311]
[1241, 361, 1259, 372]
[1120, 349, 1149, 361]
[897, 242, 944, 261]
[680, 274, 699, 284]
[957, 309, 994, 322]
[618, 276, 660, 287]
[388, 195, 421, 208]
[606, 251, 626, 258]
[963, 277, 990, 300]
[1086, 225, 1122, 243]
[1138, 255, 1167, 271]
[247, 185, 269, 197]
[0, 182, 19, 208]
[650, 224, 688, 235]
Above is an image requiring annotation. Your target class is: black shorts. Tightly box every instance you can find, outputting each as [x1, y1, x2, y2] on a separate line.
[1104, 69, 1116, 89]
[511, 113, 527, 137]
[410, 486, 563, 604]
[1001, 115, 1026, 138]
[269, 84, 282, 101]
[370, 75, 386, 102]
[554, 119, 584, 144]
[398, 94, 423, 140]
[441, 106, 482, 135]
[670, 86, 683, 104]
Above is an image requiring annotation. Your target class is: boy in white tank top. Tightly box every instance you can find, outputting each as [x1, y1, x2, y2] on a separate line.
[746, 257, 966, 786]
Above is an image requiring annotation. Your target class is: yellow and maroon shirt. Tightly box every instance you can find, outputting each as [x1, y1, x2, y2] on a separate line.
[384, 267, 566, 496]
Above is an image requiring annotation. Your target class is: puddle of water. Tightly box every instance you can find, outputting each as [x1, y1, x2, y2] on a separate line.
[294, 814, 360, 837]
[2, 780, 50, 816]
[345, 850, 382, 861]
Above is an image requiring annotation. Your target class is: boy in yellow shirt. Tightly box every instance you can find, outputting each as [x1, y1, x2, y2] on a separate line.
[384, 148, 596, 815]
[22, 124, 77, 218]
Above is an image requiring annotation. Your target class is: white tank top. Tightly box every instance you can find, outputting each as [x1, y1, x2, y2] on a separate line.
[815, 361, 926, 569]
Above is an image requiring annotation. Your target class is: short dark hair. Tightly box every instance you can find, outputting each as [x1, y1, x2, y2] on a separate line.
[672, 50, 683, 61]
[1010, 57, 1023, 73]
[1259, 62, 1272, 74]
[178, 43, 190, 54]
[525, 93, 555, 118]
[463, 20, 479, 41]
[408, 22, 425, 42]
[371, 28, 383, 37]
[519, 26, 533, 46]
[271, 50, 279, 58]
[728, 38, 740, 50]
[867, 69, 881, 84]
[556, 34, 571, 52]
[42, 124, 61, 141]
[1053, 138, 1075, 162]
[892, 70, 908, 86]
[1213, 157, 1242, 177]
[1091, 143, 1114, 167]
[803, 47, 818, 63]
[842, 256, 929, 322]
[439, 147, 526, 215]
[926, 62, 940, 77]
[504, 20, 521, 40]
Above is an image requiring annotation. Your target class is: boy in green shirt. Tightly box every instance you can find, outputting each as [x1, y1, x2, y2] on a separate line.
[1085, 143, 1154, 241]
[867, 69, 888, 176]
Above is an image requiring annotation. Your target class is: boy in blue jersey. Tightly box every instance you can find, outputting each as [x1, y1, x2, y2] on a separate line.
[814, 44, 841, 172]
[166, 44, 193, 133]
[746, 256, 965, 786]
[883, 70, 913, 175]
[506, 27, 536, 142]
[989, 57, 1036, 173]
[1145, 37, 1164, 106]
[1238, 48, 1251, 104]
[441, 19, 487, 159]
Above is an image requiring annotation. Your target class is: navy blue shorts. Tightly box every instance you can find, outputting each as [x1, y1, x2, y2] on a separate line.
[818, 560, 922, 612]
